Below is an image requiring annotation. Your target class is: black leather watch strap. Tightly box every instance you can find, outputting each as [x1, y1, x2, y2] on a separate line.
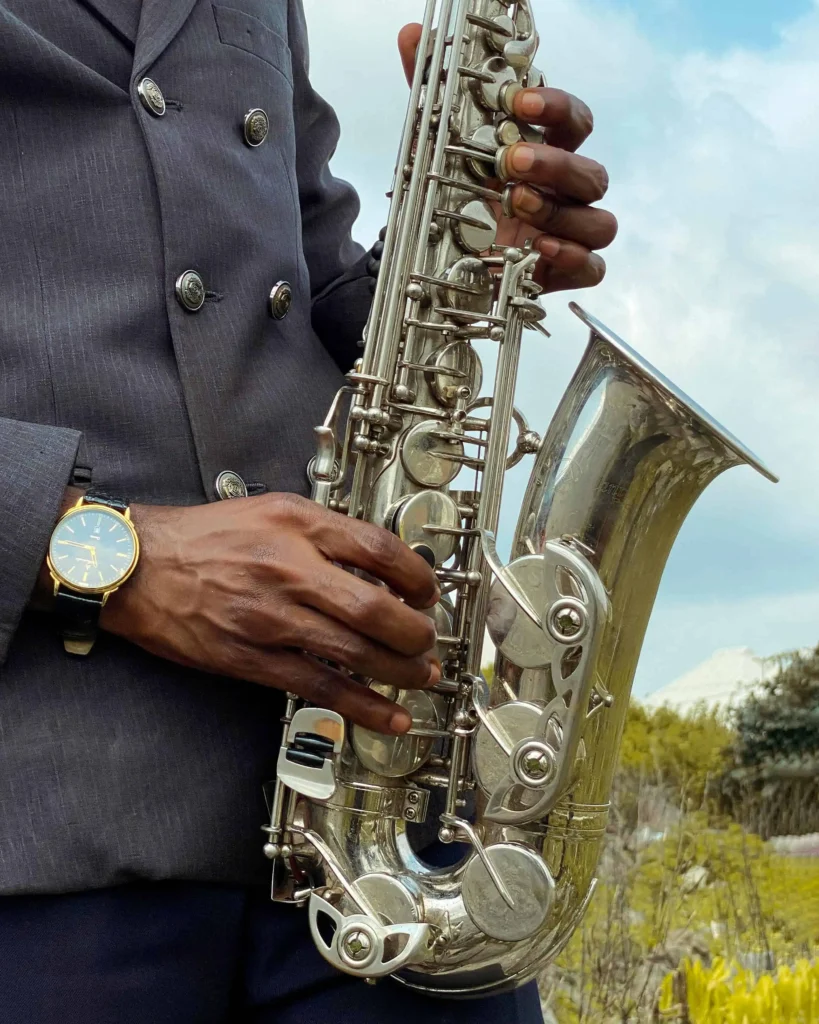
[84, 490, 127, 513]
[54, 588, 103, 656]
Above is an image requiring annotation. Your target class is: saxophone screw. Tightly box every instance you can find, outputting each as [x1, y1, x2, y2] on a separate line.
[514, 741, 557, 787]
[263, 843, 280, 860]
[522, 752, 551, 781]
[547, 599, 588, 644]
[343, 930, 374, 963]
[489, 326, 504, 342]
[554, 609, 581, 636]
[438, 826, 457, 844]
[405, 808, 417, 821]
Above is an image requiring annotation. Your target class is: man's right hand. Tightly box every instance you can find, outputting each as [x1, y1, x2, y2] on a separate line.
[100, 493, 442, 735]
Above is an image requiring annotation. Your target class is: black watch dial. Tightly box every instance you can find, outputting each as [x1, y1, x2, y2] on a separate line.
[49, 506, 138, 592]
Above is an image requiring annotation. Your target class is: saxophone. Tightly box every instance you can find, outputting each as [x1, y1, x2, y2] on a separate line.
[263, 0, 777, 997]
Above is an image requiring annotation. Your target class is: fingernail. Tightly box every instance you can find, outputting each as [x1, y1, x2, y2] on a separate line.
[390, 710, 412, 734]
[538, 237, 561, 259]
[510, 144, 536, 174]
[427, 659, 442, 688]
[519, 91, 546, 119]
[513, 187, 544, 216]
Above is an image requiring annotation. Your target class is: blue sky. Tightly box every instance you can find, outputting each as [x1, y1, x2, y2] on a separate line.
[304, 0, 819, 698]
[623, 0, 811, 51]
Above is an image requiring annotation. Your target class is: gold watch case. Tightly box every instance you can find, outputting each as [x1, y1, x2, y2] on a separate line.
[47, 497, 140, 601]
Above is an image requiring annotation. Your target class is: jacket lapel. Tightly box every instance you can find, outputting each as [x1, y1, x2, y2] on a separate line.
[75, 0, 140, 49]
[134, 0, 200, 78]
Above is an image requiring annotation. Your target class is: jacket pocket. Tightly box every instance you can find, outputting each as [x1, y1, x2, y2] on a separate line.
[212, 4, 292, 85]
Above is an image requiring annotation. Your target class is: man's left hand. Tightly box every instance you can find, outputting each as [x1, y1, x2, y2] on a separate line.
[398, 24, 617, 294]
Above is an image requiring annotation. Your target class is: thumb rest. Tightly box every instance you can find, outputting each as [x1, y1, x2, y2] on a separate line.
[262, 0, 778, 998]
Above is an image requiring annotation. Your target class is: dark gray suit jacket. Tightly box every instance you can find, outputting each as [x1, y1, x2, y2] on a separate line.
[0, 0, 375, 893]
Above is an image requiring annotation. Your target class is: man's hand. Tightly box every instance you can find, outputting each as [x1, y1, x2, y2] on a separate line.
[101, 494, 442, 735]
[398, 24, 617, 294]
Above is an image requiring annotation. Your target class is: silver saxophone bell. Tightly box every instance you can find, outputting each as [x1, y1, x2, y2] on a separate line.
[261, 0, 777, 999]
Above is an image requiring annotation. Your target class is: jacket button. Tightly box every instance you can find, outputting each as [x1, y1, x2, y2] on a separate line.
[215, 471, 248, 500]
[175, 270, 206, 312]
[137, 78, 166, 117]
[269, 281, 292, 320]
[244, 108, 270, 147]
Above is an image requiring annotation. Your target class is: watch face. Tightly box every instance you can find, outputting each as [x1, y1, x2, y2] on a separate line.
[49, 505, 138, 593]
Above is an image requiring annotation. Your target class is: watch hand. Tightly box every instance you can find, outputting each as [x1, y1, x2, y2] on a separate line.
[57, 540, 94, 551]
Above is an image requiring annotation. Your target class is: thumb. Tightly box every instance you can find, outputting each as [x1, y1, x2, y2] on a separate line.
[398, 23, 423, 87]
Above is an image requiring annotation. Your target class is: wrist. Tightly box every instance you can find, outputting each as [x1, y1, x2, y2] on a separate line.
[98, 502, 172, 643]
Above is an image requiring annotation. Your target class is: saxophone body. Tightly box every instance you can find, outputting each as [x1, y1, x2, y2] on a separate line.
[263, 0, 777, 997]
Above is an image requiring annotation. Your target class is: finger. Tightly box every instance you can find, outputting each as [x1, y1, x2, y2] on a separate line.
[512, 88, 594, 153]
[245, 648, 414, 735]
[502, 143, 608, 205]
[398, 23, 423, 86]
[281, 605, 441, 691]
[304, 563, 438, 659]
[509, 185, 618, 250]
[313, 512, 440, 610]
[533, 236, 607, 293]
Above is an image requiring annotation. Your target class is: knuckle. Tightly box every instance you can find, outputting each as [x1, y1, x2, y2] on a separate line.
[269, 491, 312, 525]
[333, 632, 366, 668]
[362, 526, 401, 570]
[540, 197, 564, 233]
[305, 671, 341, 712]
[347, 588, 383, 626]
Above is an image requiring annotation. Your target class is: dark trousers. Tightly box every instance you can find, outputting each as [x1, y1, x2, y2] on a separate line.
[0, 882, 544, 1023]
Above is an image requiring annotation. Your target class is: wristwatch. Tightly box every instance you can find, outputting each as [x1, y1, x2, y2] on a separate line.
[47, 491, 140, 655]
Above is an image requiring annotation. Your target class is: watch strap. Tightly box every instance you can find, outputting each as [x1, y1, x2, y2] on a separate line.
[54, 588, 103, 656]
[83, 490, 128, 514]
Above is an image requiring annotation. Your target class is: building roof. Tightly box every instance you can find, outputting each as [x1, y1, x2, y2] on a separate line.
[642, 647, 778, 714]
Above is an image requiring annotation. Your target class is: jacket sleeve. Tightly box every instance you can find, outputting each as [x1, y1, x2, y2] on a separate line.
[0, 417, 82, 663]
[288, 0, 377, 373]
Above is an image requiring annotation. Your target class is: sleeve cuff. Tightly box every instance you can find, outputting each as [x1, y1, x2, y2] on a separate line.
[311, 232, 385, 373]
[0, 418, 83, 663]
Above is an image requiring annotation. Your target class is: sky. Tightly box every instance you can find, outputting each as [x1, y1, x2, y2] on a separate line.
[302, 0, 819, 697]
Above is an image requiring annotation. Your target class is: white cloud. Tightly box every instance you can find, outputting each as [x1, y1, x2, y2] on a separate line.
[303, 0, 819, 692]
